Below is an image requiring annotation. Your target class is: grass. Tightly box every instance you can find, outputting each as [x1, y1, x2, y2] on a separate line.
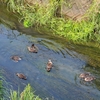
[47, 17, 94, 42]
[93, 12, 100, 42]
[10, 84, 42, 100]
[0, 70, 41, 100]
[1, 0, 100, 43]
[0, 70, 10, 100]
[0, 79, 4, 100]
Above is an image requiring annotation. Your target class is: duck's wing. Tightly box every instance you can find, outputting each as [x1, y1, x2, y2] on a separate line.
[20, 74, 27, 79]
[47, 63, 52, 68]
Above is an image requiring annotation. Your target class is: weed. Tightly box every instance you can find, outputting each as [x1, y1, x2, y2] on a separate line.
[1, 0, 100, 43]
[10, 84, 41, 100]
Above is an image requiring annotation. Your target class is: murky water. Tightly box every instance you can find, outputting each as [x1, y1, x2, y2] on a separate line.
[0, 2, 100, 100]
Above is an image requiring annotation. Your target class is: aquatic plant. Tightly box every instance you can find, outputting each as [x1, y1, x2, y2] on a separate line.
[0, 79, 4, 99]
[0, 70, 10, 100]
[10, 84, 42, 100]
[1, 0, 100, 43]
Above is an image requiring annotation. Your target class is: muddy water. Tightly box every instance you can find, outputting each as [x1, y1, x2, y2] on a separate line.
[0, 2, 100, 100]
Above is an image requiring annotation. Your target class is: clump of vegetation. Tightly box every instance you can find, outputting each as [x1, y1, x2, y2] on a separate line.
[0, 79, 4, 99]
[0, 70, 9, 100]
[3, 0, 58, 27]
[10, 84, 41, 100]
[1, 0, 100, 43]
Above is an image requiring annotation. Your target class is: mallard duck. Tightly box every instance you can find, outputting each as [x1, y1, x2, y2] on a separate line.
[84, 76, 95, 82]
[46, 59, 53, 72]
[16, 73, 27, 80]
[27, 44, 38, 53]
[79, 72, 90, 79]
[11, 55, 21, 62]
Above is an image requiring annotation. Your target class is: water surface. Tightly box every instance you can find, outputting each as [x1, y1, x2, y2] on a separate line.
[0, 24, 100, 100]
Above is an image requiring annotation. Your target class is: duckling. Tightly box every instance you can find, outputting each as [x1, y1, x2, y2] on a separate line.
[79, 72, 90, 79]
[27, 44, 38, 53]
[46, 59, 53, 72]
[84, 76, 95, 82]
[16, 73, 27, 80]
[11, 55, 21, 62]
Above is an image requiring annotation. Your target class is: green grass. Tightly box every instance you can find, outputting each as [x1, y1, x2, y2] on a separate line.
[46, 17, 94, 42]
[0, 70, 9, 100]
[0, 72, 5, 100]
[0, 79, 4, 100]
[10, 84, 42, 100]
[0, 71, 41, 100]
[1, 0, 100, 43]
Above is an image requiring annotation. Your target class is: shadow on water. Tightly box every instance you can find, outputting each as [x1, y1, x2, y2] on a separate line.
[0, 2, 100, 100]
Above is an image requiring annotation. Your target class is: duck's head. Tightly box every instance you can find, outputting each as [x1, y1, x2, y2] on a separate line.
[48, 59, 52, 64]
[31, 44, 34, 47]
[16, 73, 19, 76]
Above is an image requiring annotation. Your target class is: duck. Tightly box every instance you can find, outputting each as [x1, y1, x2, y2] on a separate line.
[84, 76, 95, 82]
[27, 44, 38, 53]
[11, 55, 21, 62]
[46, 59, 53, 72]
[79, 72, 90, 79]
[16, 73, 27, 80]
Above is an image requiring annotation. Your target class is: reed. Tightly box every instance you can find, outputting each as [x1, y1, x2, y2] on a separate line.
[94, 13, 100, 42]
[0, 70, 10, 100]
[1, 0, 100, 43]
[10, 84, 41, 100]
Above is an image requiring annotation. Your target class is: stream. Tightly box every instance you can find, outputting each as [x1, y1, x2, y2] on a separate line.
[0, 2, 100, 100]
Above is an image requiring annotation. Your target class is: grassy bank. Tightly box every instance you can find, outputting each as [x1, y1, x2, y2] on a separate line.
[1, 0, 100, 43]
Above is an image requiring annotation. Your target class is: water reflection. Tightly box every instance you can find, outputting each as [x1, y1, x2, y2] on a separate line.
[0, 24, 100, 100]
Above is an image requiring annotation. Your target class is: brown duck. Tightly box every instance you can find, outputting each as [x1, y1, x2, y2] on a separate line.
[84, 76, 95, 82]
[16, 73, 27, 80]
[11, 55, 21, 62]
[79, 72, 90, 79]
[46, 59, 53, 72]
[27, 44, 38, 53]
